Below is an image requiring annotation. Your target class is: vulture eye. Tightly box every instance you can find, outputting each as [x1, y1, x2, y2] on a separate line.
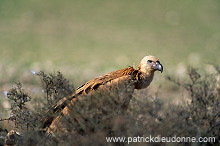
[147, 60, 153, 63]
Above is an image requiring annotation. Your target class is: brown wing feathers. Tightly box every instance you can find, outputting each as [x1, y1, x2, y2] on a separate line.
[42, 67, 138, 128]
[56, 67, 137, 110]
[76, 66, 137, 94]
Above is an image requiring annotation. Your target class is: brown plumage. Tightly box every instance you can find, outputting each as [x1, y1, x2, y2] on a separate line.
[44, 55, 163, 136]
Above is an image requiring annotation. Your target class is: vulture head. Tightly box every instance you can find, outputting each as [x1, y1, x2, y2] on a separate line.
[139, 55, 163, 74]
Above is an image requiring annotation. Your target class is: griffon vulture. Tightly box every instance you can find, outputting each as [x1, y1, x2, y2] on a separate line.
[44, 55, 163, 136]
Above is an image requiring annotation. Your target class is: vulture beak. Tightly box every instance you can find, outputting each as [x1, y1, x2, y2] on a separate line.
[156, 62, 163, 73]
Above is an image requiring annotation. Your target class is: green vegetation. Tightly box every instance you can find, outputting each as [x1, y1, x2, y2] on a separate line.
[0, 0, 219, 82]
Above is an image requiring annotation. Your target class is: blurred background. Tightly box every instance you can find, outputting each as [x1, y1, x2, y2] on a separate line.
[0, 0, 219, 101]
